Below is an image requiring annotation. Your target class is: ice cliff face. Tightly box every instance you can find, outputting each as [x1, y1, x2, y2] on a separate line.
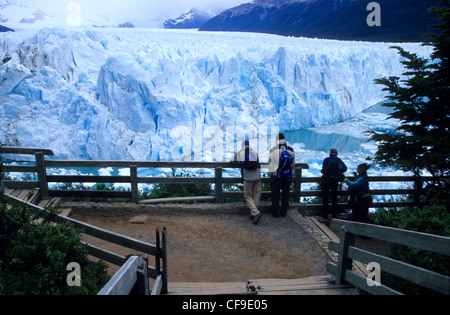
[0, 28, 431, 161]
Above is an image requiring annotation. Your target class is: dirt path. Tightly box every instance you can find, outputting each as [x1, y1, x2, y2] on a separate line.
[68, 202, 331, 283]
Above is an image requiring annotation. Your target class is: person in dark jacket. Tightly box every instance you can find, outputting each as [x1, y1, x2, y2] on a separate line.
[321, 148, 347, 218]
[344, 163, 372, 222]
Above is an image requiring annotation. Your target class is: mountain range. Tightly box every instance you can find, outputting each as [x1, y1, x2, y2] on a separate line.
[199, 0, 442, 42]
[164, 8, 215, 29]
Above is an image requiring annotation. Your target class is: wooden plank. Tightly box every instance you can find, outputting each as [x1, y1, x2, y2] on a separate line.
[9, 189, 23, 197]
[45, 160, 309, 170]
[60, 208, 72, 217]
[35, 152, 49, 198]
[48, 190, 132, 199]
[6, 194, 158, 256]
[98, 256, 139, 295]
[249, 276, 357, 295]
[16, 189, 33, 202]
[168, 282, 248, 295]
[1, 147, 54, 156]
[330, 219, 450, 256]
[139, 196, 215, 204]
[151, 275, 163, 295]
[347, 245, 450, 295]
[2, 181, 40, 190]
[343, 267, 402, 295]
[130, 165, 138, 203]
[47, 175, 131, 183]
[215, 166, 223, 203]
[138, 177, 213, 184]
[308, 217, 339, 242]
[4, 165, 38, 173]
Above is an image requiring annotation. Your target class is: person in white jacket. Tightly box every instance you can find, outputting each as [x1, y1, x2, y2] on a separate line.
[267, 133, 295, 218]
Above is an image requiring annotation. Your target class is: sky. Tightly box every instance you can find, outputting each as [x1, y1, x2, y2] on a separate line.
[26, 0, 251, 24]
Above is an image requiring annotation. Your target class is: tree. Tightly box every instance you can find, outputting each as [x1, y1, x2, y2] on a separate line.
[367, 1, 450, 181]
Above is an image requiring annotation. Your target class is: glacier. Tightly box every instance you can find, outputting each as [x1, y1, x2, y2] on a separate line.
[0, 27, 432, 161]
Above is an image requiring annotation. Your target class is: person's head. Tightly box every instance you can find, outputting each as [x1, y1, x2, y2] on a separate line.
[276, 133, 285, 142]
[330, 147, 338, 156]
[357, 163, 370, 175]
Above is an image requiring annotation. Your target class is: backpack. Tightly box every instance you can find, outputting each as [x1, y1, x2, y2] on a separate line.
[243, 147, 259, 171]
[277, 147, 293, 178]
[327, 156, 344, 178]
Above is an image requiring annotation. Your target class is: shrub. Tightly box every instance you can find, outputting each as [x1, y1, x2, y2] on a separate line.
[0, 198, 109, 295]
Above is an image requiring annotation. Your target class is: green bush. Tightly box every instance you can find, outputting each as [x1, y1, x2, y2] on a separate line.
[0, 199, 110, 295]
[373, 186, 450, 294]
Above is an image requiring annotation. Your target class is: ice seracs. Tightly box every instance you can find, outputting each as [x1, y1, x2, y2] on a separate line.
[0, 28, 432, 161]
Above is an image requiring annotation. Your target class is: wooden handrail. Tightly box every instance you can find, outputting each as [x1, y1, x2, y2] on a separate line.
[3, 194, 168, 295]
[1, 146, 447, 208]
[327, 219, 450, 295]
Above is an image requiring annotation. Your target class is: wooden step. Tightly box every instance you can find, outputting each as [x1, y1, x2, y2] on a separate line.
[167, 275, 357, 295]
[248, 275, 357, 295]
[167, 281, 249, 295]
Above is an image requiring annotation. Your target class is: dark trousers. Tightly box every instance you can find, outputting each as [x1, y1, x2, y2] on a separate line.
[270, 176, 291, 217]
[322, 177, 339, 218]
[351, 195, 372, 223]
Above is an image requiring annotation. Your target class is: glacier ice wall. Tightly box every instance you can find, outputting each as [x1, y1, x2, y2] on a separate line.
[0, 28, 431, 161]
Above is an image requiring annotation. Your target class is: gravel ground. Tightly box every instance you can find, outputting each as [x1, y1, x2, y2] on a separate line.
[67, 202, 332, 282]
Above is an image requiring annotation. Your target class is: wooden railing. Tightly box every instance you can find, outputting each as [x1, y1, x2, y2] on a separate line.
[3, 193, 168, 295]
[1, 146, 439, 209]
[327, 219, 450, 295]
[98, 255, 149, 295]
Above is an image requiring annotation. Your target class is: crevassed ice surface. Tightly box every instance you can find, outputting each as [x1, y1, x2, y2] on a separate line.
[0, 28, 431, 161]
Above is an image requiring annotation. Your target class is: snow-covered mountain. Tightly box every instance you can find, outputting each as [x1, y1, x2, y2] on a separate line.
[0, 0, 165, 29]
[164, 8, 215, 29]
[0, 28, 431, 161]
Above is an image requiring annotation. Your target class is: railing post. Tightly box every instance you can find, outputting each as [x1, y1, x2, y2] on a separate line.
[155, 229, 161, 274]
[135, 256, 149, 295]
[294, 167, 302, 203]
[215, 166, 223, 203]
[413, 175, 423, 207]
[35, 152, 49, 199]
[130, 165, 138, 203]
[161, 227, 168, 294]
[336, 225, 355, 285]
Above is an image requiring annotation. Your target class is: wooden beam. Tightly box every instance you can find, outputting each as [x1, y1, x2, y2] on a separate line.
[98, 256, 139, 295]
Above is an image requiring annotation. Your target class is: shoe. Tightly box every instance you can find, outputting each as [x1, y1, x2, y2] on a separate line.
[252, 213, 263, 225]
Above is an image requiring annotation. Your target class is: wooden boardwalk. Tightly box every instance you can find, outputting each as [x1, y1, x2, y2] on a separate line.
[3, 188, 69, 217]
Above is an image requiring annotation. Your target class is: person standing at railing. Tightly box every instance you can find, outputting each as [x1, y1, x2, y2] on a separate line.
[268, 133, 295, 218]
[321, 147, 347, 219]
[343, 163, 372, 223]
[231, 139, 263, 225]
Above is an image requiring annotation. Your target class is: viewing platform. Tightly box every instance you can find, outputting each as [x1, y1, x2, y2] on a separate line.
[1, 146, 449, 295]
